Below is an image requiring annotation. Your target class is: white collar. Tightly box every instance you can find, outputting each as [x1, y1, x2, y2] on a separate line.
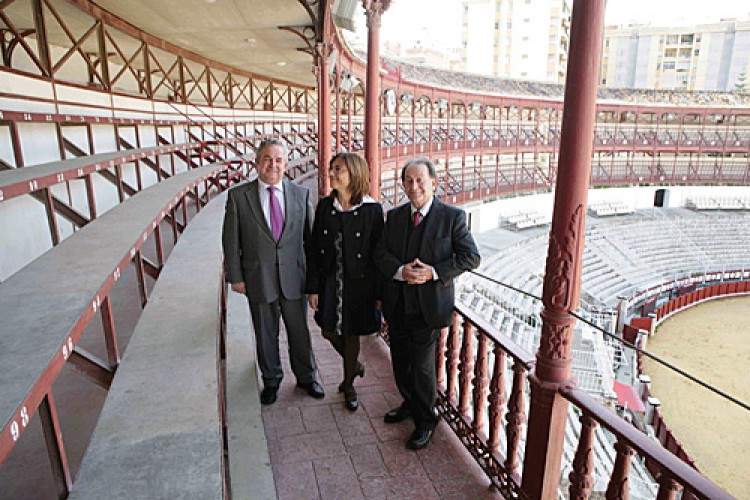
[258, 179, 283, 192]
[333, 194, 377, 212]
[411, 196, 434, 216]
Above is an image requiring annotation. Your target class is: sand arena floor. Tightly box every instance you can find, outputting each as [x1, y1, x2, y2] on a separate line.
[642, 296, 750, 498]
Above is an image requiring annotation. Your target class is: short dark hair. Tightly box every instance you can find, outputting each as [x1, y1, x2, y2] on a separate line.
[257, 138, 288, 158]
[401, 157, 437, 183]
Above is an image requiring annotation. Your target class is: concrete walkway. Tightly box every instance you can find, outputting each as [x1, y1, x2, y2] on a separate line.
[262, 312, 502, 499]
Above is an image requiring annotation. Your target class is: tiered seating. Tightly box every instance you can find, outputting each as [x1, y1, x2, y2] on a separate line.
[589, 199, 635, 217]
[0, 164, 228, 495]
[686, 195, 750, 210]
[505, 209, 552, 229]
[371, 52, 750, 106]
[71, 193, 229, 498]
[473, 208, 750, 312]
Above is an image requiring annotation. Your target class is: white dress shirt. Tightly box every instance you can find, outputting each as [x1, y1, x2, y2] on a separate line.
[395, 196, 438, 281]
[410, 197, 434, 222]
[257, 179, 285, 230]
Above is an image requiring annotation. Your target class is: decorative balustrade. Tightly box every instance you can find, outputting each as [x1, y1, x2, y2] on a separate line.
[437, 301, 732, 498]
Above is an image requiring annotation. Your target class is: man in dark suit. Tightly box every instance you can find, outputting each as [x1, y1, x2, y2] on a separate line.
[375, 157, 481, 449]
[222, 139, 324, 405]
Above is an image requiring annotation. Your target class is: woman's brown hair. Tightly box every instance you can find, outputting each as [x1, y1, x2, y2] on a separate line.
[330, 152, 370, 205]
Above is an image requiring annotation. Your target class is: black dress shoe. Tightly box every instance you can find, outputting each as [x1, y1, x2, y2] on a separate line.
[407, 427, 434, 450]
[260, 386, 278, 405]
[338, 363, 366, 393]
[343, 389, 359, 412]
[384, 405, 411, 423]
[297, 381, 325, 399]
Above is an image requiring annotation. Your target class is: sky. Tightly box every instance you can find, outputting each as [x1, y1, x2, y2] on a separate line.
[355, 0, 750, 52]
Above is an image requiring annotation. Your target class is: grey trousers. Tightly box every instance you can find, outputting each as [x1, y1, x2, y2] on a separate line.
[248, 295, 317, 388]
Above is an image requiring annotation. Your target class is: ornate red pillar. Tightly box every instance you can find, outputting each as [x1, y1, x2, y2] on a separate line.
[335, 67, 342, 154]
[316, 42, 333, 198]
[363, 0, 391, 200]
[520, 1, 606, 498]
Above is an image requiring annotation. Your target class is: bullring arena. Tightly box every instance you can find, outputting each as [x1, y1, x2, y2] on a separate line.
[644, 296, 750, 498]
[0, 1, 748, 498]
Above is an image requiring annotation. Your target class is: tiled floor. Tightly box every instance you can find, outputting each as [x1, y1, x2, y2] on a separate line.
[264, 318, 502, 499]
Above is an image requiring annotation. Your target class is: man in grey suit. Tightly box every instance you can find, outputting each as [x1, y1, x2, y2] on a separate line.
[222, 139, 324, 405]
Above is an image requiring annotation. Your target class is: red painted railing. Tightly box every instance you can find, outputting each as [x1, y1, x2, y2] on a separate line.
[438, 300, 732, 498]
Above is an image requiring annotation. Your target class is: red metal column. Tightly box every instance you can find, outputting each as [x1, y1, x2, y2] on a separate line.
[347, 91, 353, 150]
[335, 68, 342, 154]
[316, 42, 332, 198]
[100, 295, 120, 368]
[39, 392, 72, 498]
[520, 1, 605, 498]
[363, 0, 391, 200]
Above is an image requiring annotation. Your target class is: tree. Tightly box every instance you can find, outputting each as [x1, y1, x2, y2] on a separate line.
[735, 72, 748, 93]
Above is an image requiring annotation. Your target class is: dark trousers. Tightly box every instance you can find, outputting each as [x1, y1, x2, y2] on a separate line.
[389, 310, 439, 431]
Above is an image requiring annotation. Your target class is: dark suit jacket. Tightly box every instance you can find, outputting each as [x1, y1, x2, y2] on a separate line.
[375, 198, 480, 329]
[222, 179, 314, 303]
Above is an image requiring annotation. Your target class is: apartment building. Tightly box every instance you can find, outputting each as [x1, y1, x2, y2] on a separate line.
[460, 0, 571, 83]
[600, 19, 750, 91]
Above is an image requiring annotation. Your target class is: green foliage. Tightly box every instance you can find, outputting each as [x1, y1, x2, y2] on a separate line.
[735, 72, 748, 93]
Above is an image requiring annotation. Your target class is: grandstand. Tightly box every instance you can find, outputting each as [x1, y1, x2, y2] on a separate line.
[468, 197, 750, 308]
[384, 56, 750, 106]
[0, 0, 746, 498]
[458, 187, 750, 497]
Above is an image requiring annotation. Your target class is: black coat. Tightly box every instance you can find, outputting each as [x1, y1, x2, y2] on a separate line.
[306, 196, 384, 336]
[374, 198, 481, 329]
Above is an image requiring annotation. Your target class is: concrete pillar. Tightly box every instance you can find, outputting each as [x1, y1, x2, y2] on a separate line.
[637, 328, 649, 351]
[520, 1, 606, 498]
[637, 374, 651, 402]
[647, 312, 657, 335]
[362, 0, 391, 200]
[615, 294, 627, 333]
[646, 396, 661, 426]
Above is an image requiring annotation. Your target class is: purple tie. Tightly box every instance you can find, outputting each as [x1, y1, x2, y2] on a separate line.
[268, 186, 284, 242]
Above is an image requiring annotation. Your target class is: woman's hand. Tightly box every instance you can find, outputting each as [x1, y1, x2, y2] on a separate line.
[308, 293, 319, 311]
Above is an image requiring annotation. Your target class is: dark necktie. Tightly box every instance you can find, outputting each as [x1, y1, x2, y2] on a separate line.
[268, 186, 284, 242]
[413, 210, 423, 228]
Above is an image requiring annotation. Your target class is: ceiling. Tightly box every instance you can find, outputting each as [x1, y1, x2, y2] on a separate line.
[90, 0, 359, 87]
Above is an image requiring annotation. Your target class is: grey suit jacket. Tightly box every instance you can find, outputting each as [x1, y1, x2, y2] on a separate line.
[222, 179, 314, 303]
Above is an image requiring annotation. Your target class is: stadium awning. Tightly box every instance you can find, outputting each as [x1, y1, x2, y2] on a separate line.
[613, 381, 646, 412]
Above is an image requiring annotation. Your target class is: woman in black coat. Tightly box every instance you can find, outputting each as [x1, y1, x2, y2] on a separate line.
[306, 152, 384, 411]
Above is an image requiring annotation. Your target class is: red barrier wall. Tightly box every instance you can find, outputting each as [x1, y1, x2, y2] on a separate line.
[632, 280, 750, 478]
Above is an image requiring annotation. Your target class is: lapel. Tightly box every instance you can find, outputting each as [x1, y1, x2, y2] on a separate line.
[280, 180, 295, 242]
[394, 203, 411, 260]
[419, 198, 443, 255]
[244, 180, 274, 241]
